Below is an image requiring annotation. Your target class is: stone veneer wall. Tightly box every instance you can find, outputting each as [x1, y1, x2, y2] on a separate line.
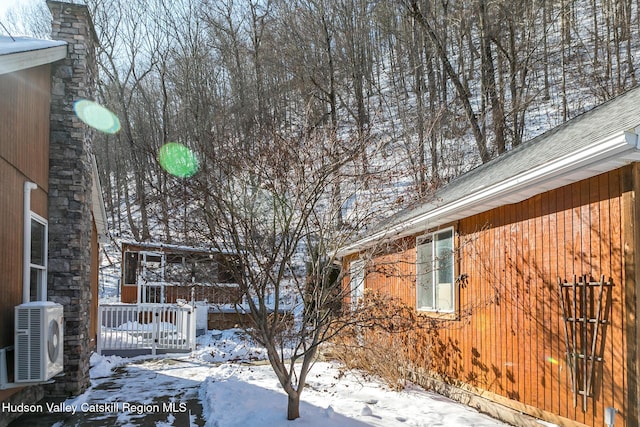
[46, 0, 97, 397]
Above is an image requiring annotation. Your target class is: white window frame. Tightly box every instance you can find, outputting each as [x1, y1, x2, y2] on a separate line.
[349, 259, 365, 309]
[416, 227, 455, 313]
[138, 251, 165, 304]
[29, 213, 48, 302]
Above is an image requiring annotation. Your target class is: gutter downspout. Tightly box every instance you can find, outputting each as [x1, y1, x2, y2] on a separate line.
[23, 181, 37, 304]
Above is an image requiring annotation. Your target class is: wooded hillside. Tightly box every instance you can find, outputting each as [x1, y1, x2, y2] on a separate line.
[81, 0, 639, 242]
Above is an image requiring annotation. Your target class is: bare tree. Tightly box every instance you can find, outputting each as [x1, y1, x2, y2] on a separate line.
[89, 0, 165, 240]
[403, 0, 492, 163]
[2, 1, 51, 39]
[189, 125, 375, 420]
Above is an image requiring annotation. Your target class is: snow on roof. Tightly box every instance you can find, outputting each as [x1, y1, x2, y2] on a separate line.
[0, 35, 67, 75]
[339, 85, 640, 256]
[0, 35, 65, 55]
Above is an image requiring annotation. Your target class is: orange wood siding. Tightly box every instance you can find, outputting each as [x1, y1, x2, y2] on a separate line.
[353, 166, 635, 427]
[365, 237, 417, 306]
[121, 285, 137, 303]
[0, 159, 28, 349]
[0, 66, 51, 191]
[0, 65, 51, 351]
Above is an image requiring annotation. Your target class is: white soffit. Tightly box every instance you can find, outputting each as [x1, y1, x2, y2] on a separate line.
[0, 38, 67, 75]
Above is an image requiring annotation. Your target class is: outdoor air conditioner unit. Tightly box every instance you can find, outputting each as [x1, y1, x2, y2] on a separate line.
[15, 302, 64, 383]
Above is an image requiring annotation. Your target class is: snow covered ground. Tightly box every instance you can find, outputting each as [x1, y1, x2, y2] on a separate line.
[199, 361, 509, 427]
[48, 329, 514, 427]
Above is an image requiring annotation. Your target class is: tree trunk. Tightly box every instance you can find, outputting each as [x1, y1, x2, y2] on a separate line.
[561, 0, 569, 121]
[542, 0, 550, 100]
[123, 178, 140, 240]
[625, 0, 636, 85]
[408, 0, 490, 162]
[287, 393, 301, 420]
[411, 16, 427, 194]
[479, 0, 505, 155]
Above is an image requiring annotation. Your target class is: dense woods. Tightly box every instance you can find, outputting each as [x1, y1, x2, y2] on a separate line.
[76, 0, 639, 242]
[3, 1, 638, 420]
[3, 0, 638, 241]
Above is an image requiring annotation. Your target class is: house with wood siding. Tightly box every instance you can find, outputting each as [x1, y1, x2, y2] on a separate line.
[118, 241, 248, 331]
[339, 86, 640, 427]
[0, 2, 105, 425]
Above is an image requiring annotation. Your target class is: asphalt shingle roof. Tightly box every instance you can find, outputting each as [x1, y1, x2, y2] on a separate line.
[342, 85, 640, 255]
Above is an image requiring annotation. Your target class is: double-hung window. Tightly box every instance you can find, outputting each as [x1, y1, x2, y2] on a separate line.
[29, 214, 48, 301]
[416, 227, 455, 312]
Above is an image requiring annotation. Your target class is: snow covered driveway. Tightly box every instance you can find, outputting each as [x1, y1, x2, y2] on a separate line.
[11, 330, 512, 426]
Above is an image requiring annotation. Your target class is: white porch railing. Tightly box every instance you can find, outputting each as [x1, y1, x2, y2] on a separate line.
[97, 303, 196, 356]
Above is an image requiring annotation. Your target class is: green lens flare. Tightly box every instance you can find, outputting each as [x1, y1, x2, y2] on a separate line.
[73, 99, 121, 134]
[158, 142, 199, 178]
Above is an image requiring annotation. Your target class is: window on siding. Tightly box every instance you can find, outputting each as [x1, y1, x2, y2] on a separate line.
[349, 259, 365, 309]
[416, 228, 455, 312]
[123, 251, 140, 285]
[29, 215, 47, 301]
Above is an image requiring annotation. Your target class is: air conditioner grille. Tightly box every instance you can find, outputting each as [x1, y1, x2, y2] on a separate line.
[15, 303, 63, 382]
[29, 309, 42, 379]
[16, 334, 30, 380]
[17, 309, 29, 330]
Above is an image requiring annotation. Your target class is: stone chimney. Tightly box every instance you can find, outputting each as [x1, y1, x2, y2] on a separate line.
[47, 0, 97, 396]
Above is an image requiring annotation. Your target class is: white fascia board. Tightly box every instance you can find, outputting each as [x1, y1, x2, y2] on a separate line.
[338, 130, 639, 257]
[91, 156, 110, 244]
[0, 44, 67, 75]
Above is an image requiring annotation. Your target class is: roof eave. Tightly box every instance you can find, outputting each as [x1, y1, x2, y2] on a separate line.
[91, 156, 110, 244]
[338, 130, 640, 257]
[120, 240, 241, 256]
[0, 44, 67, 75]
